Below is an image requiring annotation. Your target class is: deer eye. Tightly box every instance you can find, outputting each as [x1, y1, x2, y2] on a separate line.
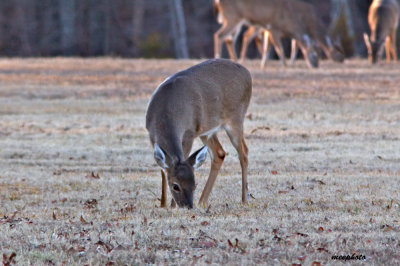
[173, 184, 180, 192]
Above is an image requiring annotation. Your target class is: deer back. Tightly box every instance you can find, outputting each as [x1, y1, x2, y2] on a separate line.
[146, 59, 252, 161]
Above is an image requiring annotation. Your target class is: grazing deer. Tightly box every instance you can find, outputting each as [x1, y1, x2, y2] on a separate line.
[285, 0, 345, 64]
[146, 59, 252, 208]
[364, 0, 399, 64]
[237, 0, 345, 67]
[213, 0, 319, 68]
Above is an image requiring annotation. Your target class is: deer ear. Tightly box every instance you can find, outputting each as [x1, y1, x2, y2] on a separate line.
[154, 143, 169, 169]
[364, 33, 371, 51]
[187, 146, 208, 169]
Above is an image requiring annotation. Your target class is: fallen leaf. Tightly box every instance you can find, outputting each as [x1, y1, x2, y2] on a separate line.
[317, 247, 328, 253]
[251, 126, 270, 134]
[86, 171, 100, 179]
[296, 232, 309, 237]
[2, 252, 16, 266]
[80, 216, 88, 224]
[298, 255, 306, 261]
[381, 225, 392, 232]
[84, 199, 98, 209]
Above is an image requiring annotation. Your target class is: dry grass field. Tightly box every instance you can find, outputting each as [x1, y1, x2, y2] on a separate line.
[0, 58, 399, 265]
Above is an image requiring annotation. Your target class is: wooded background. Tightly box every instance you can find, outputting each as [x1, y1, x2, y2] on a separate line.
[0, 0, 398, 58]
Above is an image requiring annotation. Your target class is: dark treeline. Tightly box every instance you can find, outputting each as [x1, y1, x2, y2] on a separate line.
[0, 0, 397, 58]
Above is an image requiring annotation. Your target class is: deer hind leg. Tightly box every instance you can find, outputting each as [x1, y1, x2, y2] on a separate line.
[224, 123, 249, 204]
[290, 39, 298, 64]
[389, 30, 397, 62]
[385, 36, 391, 63]
[215, 19, 243, 60]
[214, 21, 236, 59]
[198, 135, 226, 207]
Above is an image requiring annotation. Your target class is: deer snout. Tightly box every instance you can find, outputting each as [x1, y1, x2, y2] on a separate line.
[182, 189, 194, 209]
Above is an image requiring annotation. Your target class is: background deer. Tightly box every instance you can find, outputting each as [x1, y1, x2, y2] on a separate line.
[146, 59, 252, 208]
[213, 0, 319, 68]
[363, 0, 399, 64]
[219, 0, 345, 67]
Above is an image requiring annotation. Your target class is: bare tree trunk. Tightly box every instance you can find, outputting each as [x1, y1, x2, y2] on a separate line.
[89, 0, 106, 55]
[132, 0, 145, 53]
[60, 0, 76, 55]
[174, 0, 189, 58]
[103, 0, 112, 55]
[168, 0, 189, 58]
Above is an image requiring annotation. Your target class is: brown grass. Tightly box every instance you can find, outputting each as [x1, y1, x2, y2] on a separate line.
[0, 58, 399, 265]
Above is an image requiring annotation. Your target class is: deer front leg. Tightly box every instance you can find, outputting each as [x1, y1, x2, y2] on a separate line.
[214, 21, 238, 59]
[268, 30, 287, 67]
[290, 39, 298, 64]
[160, 170, 168, 208]
[388, 31, 397, 62]
[239, 26, 257, 63]
[385, 36, 391, 63]
[260, 30, 270, 69]
[225, 37, 237, 61]
[198, 135, 226, 207]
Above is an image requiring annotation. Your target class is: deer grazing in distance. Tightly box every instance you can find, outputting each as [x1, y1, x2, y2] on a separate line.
[287, 0, 345, 64]
[214, 0, 345, 68]
[364, 0, 399, 64]
[213, 0, 319, 68]
[146, 59, 252, 208]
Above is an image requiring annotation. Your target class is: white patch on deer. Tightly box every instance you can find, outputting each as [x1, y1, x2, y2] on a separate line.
[193, 146, 208, 169]
[303, 34, 311, 46]
[223, 124, 238, 147]
[200, 125, 222, 138]
[217, 11, 223, 24]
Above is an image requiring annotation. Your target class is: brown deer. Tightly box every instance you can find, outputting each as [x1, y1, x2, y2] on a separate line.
[364, 0, 399, 64]
[146, 59, 252, 208]
[237, 0, 345, 67]
[213, 0, 319, 68]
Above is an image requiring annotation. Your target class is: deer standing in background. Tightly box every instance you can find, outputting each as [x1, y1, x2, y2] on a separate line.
[146, 59, 252, 208]
[213, 0, 319, 68]
[364, 0, 399, 64]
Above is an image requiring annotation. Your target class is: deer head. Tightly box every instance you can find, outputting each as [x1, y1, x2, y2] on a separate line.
[154, 143, 208, 208]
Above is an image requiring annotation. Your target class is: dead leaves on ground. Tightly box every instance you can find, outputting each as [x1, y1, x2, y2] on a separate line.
[84, 199, 98, 209]
[0, 212, 33, 228]
[227, 238, 246, 254]
[2, 252, 16, 266]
